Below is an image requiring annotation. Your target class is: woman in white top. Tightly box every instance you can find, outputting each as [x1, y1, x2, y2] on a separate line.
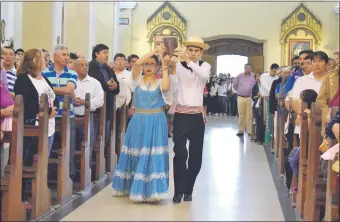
[14, 48, 59, 157]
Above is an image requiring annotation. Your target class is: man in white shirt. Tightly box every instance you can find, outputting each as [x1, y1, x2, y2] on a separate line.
[259, 63, 279, 97]
[290, 51, 328, 136]
[74, 58, 104, 165]
[113, 53, 133, 153]
[171, 36, 211, 203]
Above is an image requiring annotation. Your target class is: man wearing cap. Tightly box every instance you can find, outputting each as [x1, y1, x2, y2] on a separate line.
[171, 36, 211, 203]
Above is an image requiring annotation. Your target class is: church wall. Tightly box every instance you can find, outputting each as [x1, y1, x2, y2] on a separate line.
[64, 2, 90, 58]
[22, 2, 53, 50]
[131, 1, 338, 70]
[94, 3, 115, 59]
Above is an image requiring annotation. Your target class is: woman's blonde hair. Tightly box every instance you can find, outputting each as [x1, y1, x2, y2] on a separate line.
[16, 48, 43, 77]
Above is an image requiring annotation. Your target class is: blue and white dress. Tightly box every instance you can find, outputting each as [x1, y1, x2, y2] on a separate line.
[112, 75, 173, 202]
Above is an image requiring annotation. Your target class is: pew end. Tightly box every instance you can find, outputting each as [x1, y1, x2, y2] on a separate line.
[1, 95, 26, 222]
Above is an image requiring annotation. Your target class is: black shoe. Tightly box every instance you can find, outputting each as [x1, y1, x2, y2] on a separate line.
[173, 194, 183, 204]
[183, 194, 192, 201]
[236, 133, 244, 136]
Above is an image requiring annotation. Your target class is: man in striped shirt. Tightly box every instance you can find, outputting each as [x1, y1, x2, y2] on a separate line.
[171, 37, 211, 203]
[42, 45, 78, 179]
[2, 47, 16, 97]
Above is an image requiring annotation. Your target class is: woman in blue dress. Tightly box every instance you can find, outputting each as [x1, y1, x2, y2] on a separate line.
[112, 44, 176, 202]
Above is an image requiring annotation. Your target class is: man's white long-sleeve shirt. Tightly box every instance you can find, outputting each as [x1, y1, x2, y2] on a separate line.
[74, 75, 104, 115]
[115, 69, 133, 109]
[259, 72, 278, 97]
[171, 61, 211, 106]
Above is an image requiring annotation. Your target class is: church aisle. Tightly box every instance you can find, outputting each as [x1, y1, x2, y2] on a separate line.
[60, 116, 285, 221]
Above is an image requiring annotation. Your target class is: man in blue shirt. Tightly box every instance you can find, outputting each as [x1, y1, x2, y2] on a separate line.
[42, 45, 78, 179]
[285, 50, 314, 94]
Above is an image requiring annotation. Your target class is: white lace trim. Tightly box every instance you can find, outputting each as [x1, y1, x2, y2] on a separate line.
[112, 189, 168, 202]
[114, 170, 169, 182]
[120, 145, 168, 156]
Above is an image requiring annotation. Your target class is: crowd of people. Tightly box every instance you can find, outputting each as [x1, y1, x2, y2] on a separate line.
[203, 73, 238, 116]
[0, 36, 212, 204]
[1, 36, 339, 210]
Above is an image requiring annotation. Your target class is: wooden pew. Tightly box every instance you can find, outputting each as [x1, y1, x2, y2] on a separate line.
[93, 93, 106, 181]
[73, 93, 92, 192]
[106, 96, 117, 173]
[49, 95, 73, 205]
[0, 95, 26, 221]
[296, 102, 308, 218]
[324, 107, 339, 221]
[303, 103, 324, 221]
[117, 103, 127, 158]
[278, 100, 288, 176]
[22, 94, 51, 220]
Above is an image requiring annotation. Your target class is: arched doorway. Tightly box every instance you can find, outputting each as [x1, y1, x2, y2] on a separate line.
[202, 36, 265, 75]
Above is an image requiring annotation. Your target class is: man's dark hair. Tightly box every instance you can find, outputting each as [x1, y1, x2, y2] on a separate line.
[304, 53, 314, 61]
[127, 54, 139, 63]
[270, 63, 279, 70]
[313, 51, 329, 64]
[70, 52, 78, 60]
[4, 46, 15, 53]
[291, 55, 299, 64]
[92, 44, 109, 60]
[114, 53, 126, 61]
[299, 50, 314, 56]
[15, 48, 24, 54]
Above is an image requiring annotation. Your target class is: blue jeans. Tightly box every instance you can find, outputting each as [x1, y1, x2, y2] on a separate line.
[48, 134, 54, 156]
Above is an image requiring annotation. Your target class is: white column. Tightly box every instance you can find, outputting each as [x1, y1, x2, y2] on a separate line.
[113, 2, 120, 55]
[52, 2, 63, 51]
[88, 1, 96, 60]
[1, 2, 15, 47]
[118, 8, 133, 54]
[13, 2, 23, 49]
[334, 2, 339, 14]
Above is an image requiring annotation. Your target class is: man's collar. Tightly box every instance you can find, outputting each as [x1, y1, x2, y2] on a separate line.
[96, 60, 106, 69]
[78, 74, 91, 82]
[5, 66, 15, 72]
[48, 64, 69, 73]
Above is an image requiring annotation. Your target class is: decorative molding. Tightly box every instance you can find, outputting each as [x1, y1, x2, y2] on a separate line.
[204, 38, 263, 57]
[119, 1, 137, 10]
[280, 3, 322, 45]
[1, 19, 5, 44]
[280, 3, 322, 65]
[146, 1, 186, 49]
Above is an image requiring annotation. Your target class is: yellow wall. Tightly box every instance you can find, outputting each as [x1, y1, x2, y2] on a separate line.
[131, 1, 339, 69]
[64, 2, 90, 57]
[22, 2, 53, 50]
[95, 3, 115, 59]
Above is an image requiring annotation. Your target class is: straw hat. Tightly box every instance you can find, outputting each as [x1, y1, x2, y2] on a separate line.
[183, 36, 210, 51]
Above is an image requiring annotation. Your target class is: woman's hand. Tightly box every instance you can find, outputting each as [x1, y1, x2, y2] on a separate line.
[155, 44, 166, 55]
[0, 105, 14, 117]
[162, 55, 171, 67]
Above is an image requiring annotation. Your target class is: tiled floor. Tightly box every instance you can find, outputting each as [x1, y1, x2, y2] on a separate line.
[57, 116, 287, 221]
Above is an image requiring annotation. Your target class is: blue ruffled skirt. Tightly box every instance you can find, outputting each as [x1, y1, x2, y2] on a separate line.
[112, 112, 169, 202]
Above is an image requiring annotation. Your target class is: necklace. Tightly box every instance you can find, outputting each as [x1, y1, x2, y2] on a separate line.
[142, 77, 159, 105]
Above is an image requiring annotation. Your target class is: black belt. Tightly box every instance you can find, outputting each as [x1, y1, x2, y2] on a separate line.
[238, 95, 251, 98]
